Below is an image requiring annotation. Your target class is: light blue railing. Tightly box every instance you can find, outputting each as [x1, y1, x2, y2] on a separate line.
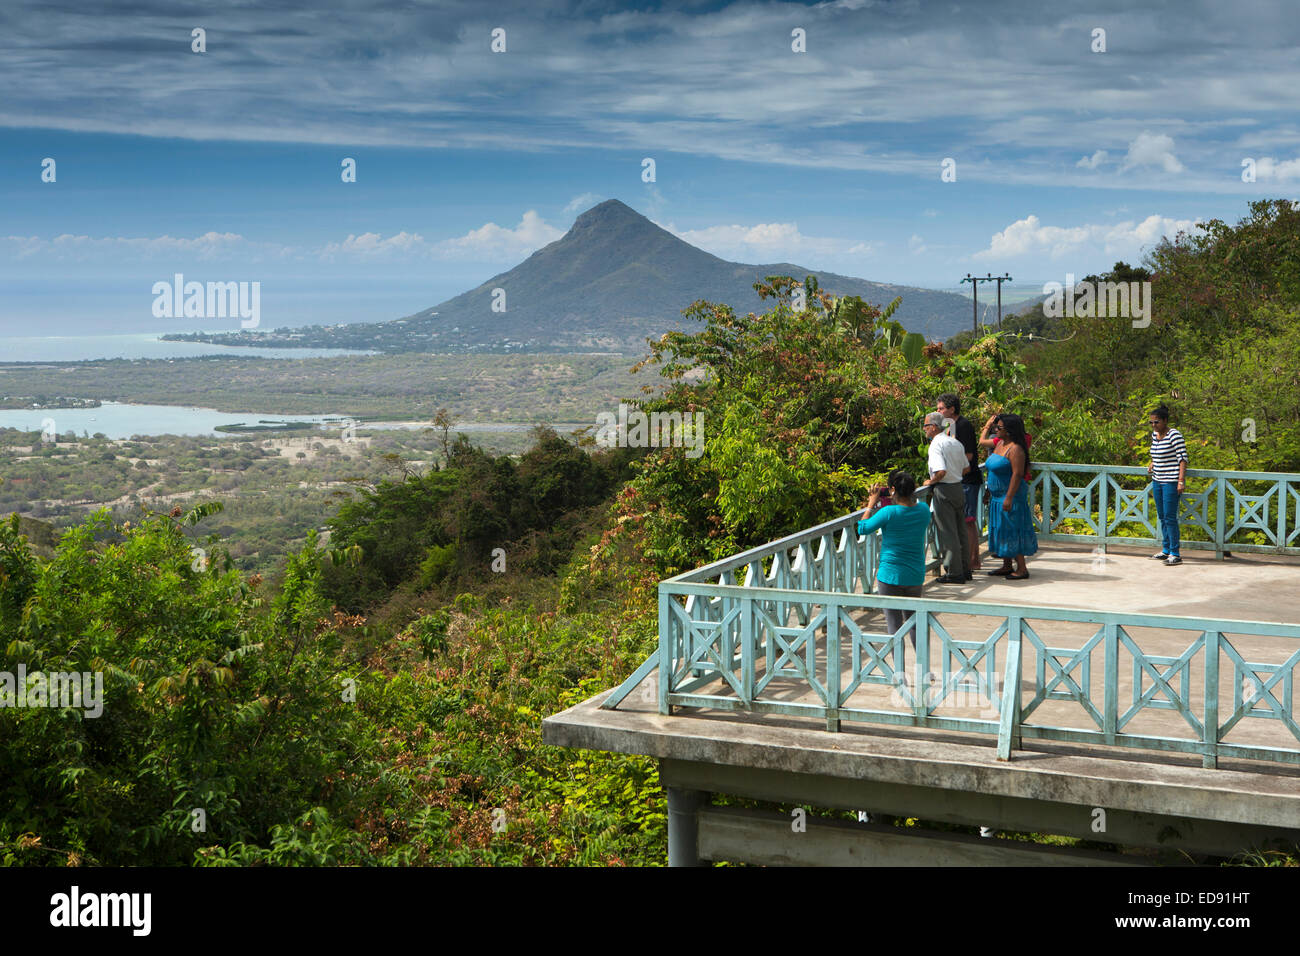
[1027, 463, 1300, 558]
[603, 466, 1300, 768]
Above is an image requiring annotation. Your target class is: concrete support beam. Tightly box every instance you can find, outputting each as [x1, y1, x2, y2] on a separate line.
[666, 786, 708, 867]
[663, 758, 1300, 859]
[697, 805, 1146, 866]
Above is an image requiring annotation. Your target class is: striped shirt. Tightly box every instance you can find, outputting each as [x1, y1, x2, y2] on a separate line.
[1150, 427, 1188, 482]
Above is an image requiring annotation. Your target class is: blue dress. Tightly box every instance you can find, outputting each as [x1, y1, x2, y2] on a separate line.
[986, 452, 1038, 558]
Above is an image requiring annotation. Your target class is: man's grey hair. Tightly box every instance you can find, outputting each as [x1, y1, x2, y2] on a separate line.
[924, 411, 945, 427]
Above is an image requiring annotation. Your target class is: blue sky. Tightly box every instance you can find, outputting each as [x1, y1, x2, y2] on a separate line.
[2, 0, 1298, 334]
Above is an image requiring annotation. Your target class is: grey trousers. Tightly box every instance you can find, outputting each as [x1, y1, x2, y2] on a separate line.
[930, 481, 970, 578]
[877, 581, 923, 642]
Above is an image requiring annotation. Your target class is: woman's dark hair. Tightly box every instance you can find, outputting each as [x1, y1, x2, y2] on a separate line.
[997, 414, 1032, 474]
[1151, 403, 1170, 422]
[888, 469, 917, 498]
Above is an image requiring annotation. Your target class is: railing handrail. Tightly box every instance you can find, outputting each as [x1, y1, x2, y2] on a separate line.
[668, 485, 942, 585]
[1031, 462, 1300, 481]
[666, 508, 864, 584]
[670, 463, 1300, 587]
[659, 579, 1300, 639]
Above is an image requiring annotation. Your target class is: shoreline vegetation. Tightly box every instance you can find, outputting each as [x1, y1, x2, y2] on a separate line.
[0, 352, 649, 420]
[213, 421, 321, 433]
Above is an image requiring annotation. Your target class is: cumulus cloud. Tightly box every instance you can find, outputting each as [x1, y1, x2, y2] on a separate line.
[971, 213, 1199, 262]
[1252, 156, 1300, 181]
[3, 212, 567, 269]
[316, 211, 562, 262]
[661, 219, 871, 263]
[1120, 133, 1184, 173]
[320, 231, 425, 258]
[431, 210, 563, 259]
[1077, 150, 1110, 169]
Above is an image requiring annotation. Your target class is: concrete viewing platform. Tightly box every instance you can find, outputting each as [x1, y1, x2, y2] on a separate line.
[543, 543, 1300, 865]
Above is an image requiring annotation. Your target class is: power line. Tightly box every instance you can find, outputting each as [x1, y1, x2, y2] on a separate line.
[960, 272, 1013, 332]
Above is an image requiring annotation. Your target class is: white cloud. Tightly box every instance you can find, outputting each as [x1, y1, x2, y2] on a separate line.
[564, 192, 603, 215]
[432, 210, 563, 260]
[972, 213, 1199, 262]
[660, 219, 870, 263]
[3, 212, 567, 269]
[316, 211, 563, 262]
[320, 231, 425, 258]
[1120, 132, 1184, 173]
[1, 231, 259, 260]
[1253, 156, 1300, 181]
[908, 234, 927, 254]
[1077, 150, 1109, 169]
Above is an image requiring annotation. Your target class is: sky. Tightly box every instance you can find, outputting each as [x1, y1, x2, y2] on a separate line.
[2, 0, 1298, 334]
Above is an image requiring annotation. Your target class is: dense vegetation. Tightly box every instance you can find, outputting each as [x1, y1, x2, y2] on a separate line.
[320, 428, 636, 611]
[3, 199, 1298, 866]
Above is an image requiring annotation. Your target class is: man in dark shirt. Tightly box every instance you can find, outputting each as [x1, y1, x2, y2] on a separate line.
[937, 393, 981, 573]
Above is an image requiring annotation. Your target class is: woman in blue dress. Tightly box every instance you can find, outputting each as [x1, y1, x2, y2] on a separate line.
[978, 413, 1037, 579]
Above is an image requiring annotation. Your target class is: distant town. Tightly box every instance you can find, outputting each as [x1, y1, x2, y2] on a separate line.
[0, 395, 101, 410]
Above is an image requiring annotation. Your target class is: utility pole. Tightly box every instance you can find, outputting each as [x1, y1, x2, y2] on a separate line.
[961, 273, 1013, 332]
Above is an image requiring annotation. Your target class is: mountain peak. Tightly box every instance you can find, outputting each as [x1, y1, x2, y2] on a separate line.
[570, 198, 648, 230]
[364, 199, 984, 352]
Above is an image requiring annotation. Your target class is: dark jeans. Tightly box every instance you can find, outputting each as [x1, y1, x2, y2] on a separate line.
[1152, 480, 1181, 557]
[877, 581, 923, 643]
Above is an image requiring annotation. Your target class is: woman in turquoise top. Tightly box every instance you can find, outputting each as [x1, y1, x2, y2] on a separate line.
[978, 413, 1037, 579]
[857, 469, 931, 640]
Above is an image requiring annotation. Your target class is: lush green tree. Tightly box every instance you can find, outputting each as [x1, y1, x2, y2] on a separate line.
[611, 276, 1033, 574]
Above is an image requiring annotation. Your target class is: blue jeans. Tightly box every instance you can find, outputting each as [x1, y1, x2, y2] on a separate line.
[1151, 480, 1180, 557]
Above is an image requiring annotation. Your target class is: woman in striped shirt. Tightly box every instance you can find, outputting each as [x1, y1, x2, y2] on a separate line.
[1147, 404, 1188, 566]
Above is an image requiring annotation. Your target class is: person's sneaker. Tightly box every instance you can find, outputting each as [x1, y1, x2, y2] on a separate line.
[1151, 551, 1169, 560]
[979, 826, 997, 838]
[1166, 555, 1182, 566]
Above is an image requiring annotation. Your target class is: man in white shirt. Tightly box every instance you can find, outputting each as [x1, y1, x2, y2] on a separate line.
[921, 412, 971, 583]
